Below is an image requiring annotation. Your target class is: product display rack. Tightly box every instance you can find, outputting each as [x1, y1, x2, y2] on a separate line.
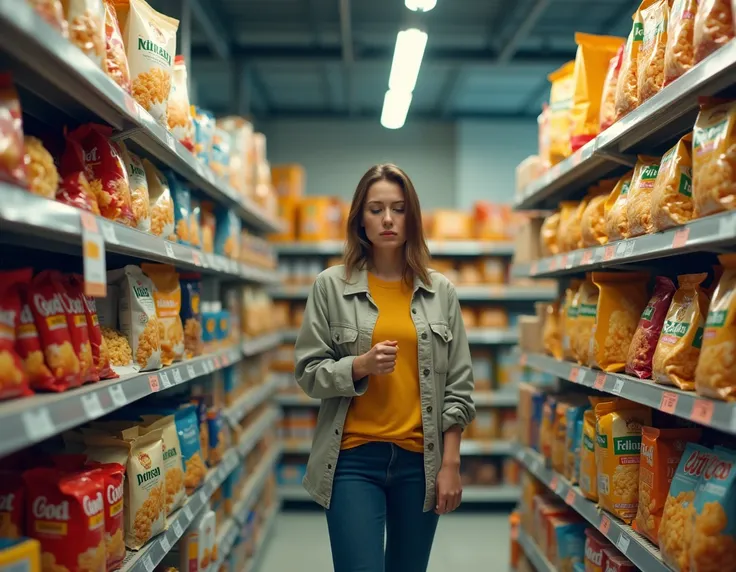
[274, 388, 519, 408]
[517, 528, 555, 572]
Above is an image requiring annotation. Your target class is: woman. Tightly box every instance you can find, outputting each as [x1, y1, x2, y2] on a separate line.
[294, 163, 475, 572]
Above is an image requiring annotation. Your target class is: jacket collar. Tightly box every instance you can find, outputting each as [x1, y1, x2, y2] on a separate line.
[342, 266, 435, 296]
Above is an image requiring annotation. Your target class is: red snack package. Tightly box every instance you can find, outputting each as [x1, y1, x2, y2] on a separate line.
[17, 283, 60, 392]
[626, 276, 677, 379]
[28, 270, 82, 390]
[24, 467, 106, 572]
[54, 274, 98, 384]
[90, 463, 125, 571]
[602, 547, 636, 571]
[103, 0, 131, 93]
[70, 274, 116, 380]
[0, 269, 32, 401]
[67, 124, 135, 227]
[0, 470, 24, 538]
[0, 73, 28, 187]
[56, 172, 102, 215]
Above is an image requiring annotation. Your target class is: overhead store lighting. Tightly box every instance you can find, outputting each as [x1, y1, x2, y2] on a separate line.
[405, 0, 437, 11]
[380, 89, 413, 129]
[388, 28, 428, 93]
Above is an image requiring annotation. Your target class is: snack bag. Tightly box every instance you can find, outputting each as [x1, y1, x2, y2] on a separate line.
[557, 201, 580, 253]
[114, 0, 179, 126]
[107, 265, 162, 371]
[552, 401, 571, 474]
[139, 415, 185, 515]
[63, 0, 106, 68]
[692, 99, 736, 217]
[590, 272, 650, 372]
[547, 61, 576, 165]
[67, 124, 136, 226]
[141, 263, 183, 365]
[562, 279, 583, 360]
[580, 409, 598, 501]
[594, 399, 652, 523]
[210, 127, 232, 179]
[651, 133, 694, 230]
[192, 106, 215, 164]
[215, 206, 241, 259]
[0, 269, 31, 400]
[175, 404, 206, 493]
[207, 410, 226, 466]
[602, 548, 636, 572]
[690, 447, 736, 572]
[167, 56, 194, 150]
[540, 212, 561, 256]
[652, 273, 709, 390]
[180, 274, 203, 358]
[626, 276, 676, 379]
[570, 33, 625, 151]
[553, 519, 587, 571]
[100, 326, 133, 366]
[164, 171, 190, 245]
[635, 427, 702, 545]
[56, 172, 101, 214]
[119, 143, 151, 232]
[638, 0, 670, 103]
[604, 171, 634, 241]
[143, 159, 175, 240]
[600, 45, 625, 131]
[695, 253, 736, 400]
[565, 404, 590, 484]
[103, 0, 131, 92]
[627, 155, 662, 237]
[0, 471, 24, 537]
[581, 194, 609, 247]
[0, 74, 28, 187]
[24, 136, 59, 198]
[693, 0, 734, 63]
[543, 300, 563, 360]
[16, 281, 59, 391]
[615, 1, 653, 121]
[658, 444, 715, 572]
[583, 528, 609, 572]
[27, 0, 68, 35]
[540, 397, 556, 461]
[23, 467, 106, 572]
[52, 273, 98, 384]
[72, 276, 116, 380]
[86, 462, 125, 570]
[664, 0, 697, 85]
[574, 277, 598, 365]
[189, 199, 201, 248]
[28, 271, 82, 389]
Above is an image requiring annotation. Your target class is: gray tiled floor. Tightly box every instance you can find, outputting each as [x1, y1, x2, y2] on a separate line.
[259, 510, 511, 571]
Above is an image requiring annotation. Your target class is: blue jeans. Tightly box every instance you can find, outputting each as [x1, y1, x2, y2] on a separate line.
[325, 442, 439, 572]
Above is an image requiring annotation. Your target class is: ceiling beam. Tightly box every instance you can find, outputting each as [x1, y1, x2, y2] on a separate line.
[496, 0, 550, 64]
[338, 0, 356, 115]
[187, 0, 231, 60]
[205, 107, 539, 121]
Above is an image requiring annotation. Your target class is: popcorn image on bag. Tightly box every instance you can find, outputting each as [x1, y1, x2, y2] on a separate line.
[651, 133, 694, 231]
[100, 326, 133, 367]
[64, 0, 106, 69]
[139, 415, 186, 516]
[142, 159, 175, 240]
[664, 0, 697, 85]
[119, 143, 151, 232]
[638, 0, 670, 103]
[627, 155, 662, 237]
[24, 136, 59, 199]
[141, 263, 184, 365]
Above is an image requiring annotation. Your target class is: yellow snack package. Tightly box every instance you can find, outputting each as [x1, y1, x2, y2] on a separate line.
[693, 0, 734, 63]
[543, 300, 563, 360]
[638, 0, 671, 103]
[551, 401, 570, 475]
[651, 133, 694, 231]
[692, 99, 736, 217]
[604, 171, 634, 241]
[547, 61, 576, 165]
[580, 408, 598, 501]
[591, 272, 650, 372]
[141, 263, 184, 366]
[695, 253, 736, 401]
[540, 212, 561, 257]
[581, 194, 609, 247]
[600, 45, 624, 131]
[594, 399, 652, 524]
[570, 33, 625, 151]
[557, 201, 581, 253]
[664, 0, 697, 86]
[574, 276, 599, 365]
[627, 154, 662, 237]
[652, 273, 709, 390]
[562, 279, 583, 361]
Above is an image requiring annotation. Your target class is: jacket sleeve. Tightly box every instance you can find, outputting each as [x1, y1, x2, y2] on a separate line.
[294, 277, 369, 400]
[442, 286, 476, 432]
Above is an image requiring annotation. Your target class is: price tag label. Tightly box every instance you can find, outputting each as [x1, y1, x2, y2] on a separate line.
[550, 475, 559, 491]
[672, 227, 690, 248]
[22, 408, 54, 442]
[530, 261, 539, 276]
[718, 214, 736, 238]
[600, 514, 611, 534]
[612, 378, 625, 395]
[214, 356, 221, 369]
[172, 369, 183, 384]
[164, 242, 175, 258]
[148, 374, 160, 393]
[186, 364, 197, 378]
[565, 489, 576, 505]
[192, 251, 202, 266]
[594, 373, 607, 390]
[549, 257, 558, 271]
[165, 132, 176, 150]
[691, 399, 715, 425]
[143, 555, 154, 572]
[123, 93, 139, 117]
[159, 371, 172, 388]
[160, 535, 170, 553]
[80, 212, 107, 297]
[569, 367, 580, 382]
[100, 221, 118, 244]
[560, 254, 569, 268]
[108, 384, 127, 407]
[617, 533, 631, 554]
[660, 391, 679, 414]
[221, 353, 230, 367]
[172, 520, 184, 537]
[580, 250, 593, 265]
[208, 359, 215, 372]
[603, 245, 615, 261]
[520, 354, 528, 367]
[81, 392, 104, 420]
[183, 506, 193, 522]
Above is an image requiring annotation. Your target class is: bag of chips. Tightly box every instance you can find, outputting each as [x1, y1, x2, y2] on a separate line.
[143, 159, 175, 240]
[138, 415, 185, 515]
[165, 171, 191, 245]
[615, 1, 655, 121]
[540, 212, 561, 256]
[88, 462, 125, 570]
[557, 201, 581, 253]
[17, 281, 57, 391]
[543, 300, 563, 360]
[0, 74, 28, 188]
[590, 272, 650, 372]
[581, 194, 609, 247]
[103, 0, 131, 92]
[215, 206, 241, 259]
[600, 45, 625, 131]
[69, 275, 116, 380]
[638, 0, 670, 103]
[664, 0, 697, 85]
[141, 263, 183, 365]
[119, 143, 151, 232]
[167, 56, 194, 150]
[0, 269, 31, 401]
[562, 279, 582, 361]
[56, 172, 101, 214]
[580, 409, 598, 501]
[24, 136, 59, 199]
[573, 277, 598, 365]
[652, 273, 709, 390]
[547, 61, 576, 165]
[693, 0, 734, 63]
[27, 0, 68, 35]
[651, 133, 694, 231]
[604, 171, 634, 241]
[63, 0, 106, 68]
[627, 155, 662, 237]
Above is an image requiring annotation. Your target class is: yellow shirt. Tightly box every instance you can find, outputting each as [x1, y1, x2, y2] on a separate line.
[341, 274, 424, 452]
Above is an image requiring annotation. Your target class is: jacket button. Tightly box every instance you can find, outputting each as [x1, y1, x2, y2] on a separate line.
[335, 429, 339, 435]
[412, 308, 417, 314]
[328, 463, 333, 469]
[423, 368, 430, 377]
[335, 333, 340, 341]
[427, 443, 434, 451]
[426, 405, 433, 413]
[421, 332, 427, 340]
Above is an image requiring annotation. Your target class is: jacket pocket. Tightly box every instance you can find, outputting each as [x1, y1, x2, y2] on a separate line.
[329, 323, 359, 357]
[429, 322, 453, 374]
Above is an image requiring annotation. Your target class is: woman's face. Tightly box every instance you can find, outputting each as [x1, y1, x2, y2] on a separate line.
[362, 179, 406, 250]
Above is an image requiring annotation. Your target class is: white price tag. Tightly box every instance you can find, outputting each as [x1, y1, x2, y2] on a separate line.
[199, 490, 208, 504]
[616, 533, 630, 554]
[719, 214, 736, 238]
[164, 242, 175, 258]
[80, 213, 107, 298]
[208, 359, 215, 372]
[183, 506, 193, 522]
[100, 221, 118, 244]
[172, 369, 183, 384]
[142, 554, 154, 572]
[22, 408, 54, 442]
[186, 364, 197, 378]
[159, 371, 172, 388]
[81, 392, 104, 420]
[160, 535, 170, 553]
[612, 378, 625, 395]
[172, 520, 184, 537]
[108, 384, 127, 407]
[165, 132, 175, 150]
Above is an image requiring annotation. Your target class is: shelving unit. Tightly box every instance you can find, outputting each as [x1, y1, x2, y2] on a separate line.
[516, 529, 556, 572]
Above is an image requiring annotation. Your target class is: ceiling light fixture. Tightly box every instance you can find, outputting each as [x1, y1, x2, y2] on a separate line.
[380, 89, 413, 129]
[405, 0, 437, 12]
[388, 28, 428, 93]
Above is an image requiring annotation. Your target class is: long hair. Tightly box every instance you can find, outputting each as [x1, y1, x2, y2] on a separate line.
[343, 163, 431, 286]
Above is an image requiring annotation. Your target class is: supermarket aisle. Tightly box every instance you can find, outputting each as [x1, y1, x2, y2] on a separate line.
[259, 510, 511, 571]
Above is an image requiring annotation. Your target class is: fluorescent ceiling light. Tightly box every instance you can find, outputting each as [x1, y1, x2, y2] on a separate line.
[388, 28, 428, 93]
[381, 89, 413, 130]
[405, 0, 437, 11]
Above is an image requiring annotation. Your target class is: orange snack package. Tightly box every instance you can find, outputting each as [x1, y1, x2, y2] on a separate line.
[600, 44, 625, 131]
[540, 212, 561, 256]
[638, 0, 671, 103]
[627, 155, 662, 237]
[547, 61, 575, 165]
[604, 171, 635, 241]
[693, 0, 734, 63]
[89, 463, 125, 570]
[56, 171, 101, 214]
[581, 194, 609, 247]
[103, 0, 131, 92]
[0, 269, 32, 401]
[0, 73, 28, 188]
[141, 263, 184, 365]
[17, 283, 58, 392]
[651, 133, 694, 230]
[24, 136, 59, 199]
[664, 0, 697, 85]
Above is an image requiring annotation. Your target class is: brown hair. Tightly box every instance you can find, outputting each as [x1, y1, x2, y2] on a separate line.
[343, 163, 431, 286]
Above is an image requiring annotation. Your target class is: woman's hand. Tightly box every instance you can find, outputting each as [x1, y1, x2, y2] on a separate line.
[352, 340, 398, 379]
[435, 462, 462, 515]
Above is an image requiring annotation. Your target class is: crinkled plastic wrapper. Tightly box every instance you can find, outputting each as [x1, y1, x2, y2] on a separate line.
[664, 0, 697, 85]
[581, 194, 609, 247]
[627, 155, 662, 237]
[573, 277, 599, 366]
[540, 212, 560, 256]
[638, 0, 670, 103]
[604, 171, 634, 241]
[557, 201, 581, 253]
[626, 276, 676, 379]
[600, 45, 624, 131]
[651, 133, 693, 231]
[543, 300, 563, 360]
[614, 1, 652, 120]
[693, 0, 734, 63]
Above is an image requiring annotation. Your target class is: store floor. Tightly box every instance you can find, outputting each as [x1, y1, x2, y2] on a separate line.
[260, 509, 511, 571]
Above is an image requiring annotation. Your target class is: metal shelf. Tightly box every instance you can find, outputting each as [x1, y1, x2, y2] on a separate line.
[515, 40, 736, 211]
[515, 447, 669, 572]
[274, 240, 515, 257]
[517, 529, 556, 572]
[225, 376, 280, 426]
[473, 391, 519, 407]
[521, 352, 736, 434]
[242, 332, 283, 356]
[0, 185, 280, 284]
[0, 2, 280, 234]
[0, 346, 241, 458]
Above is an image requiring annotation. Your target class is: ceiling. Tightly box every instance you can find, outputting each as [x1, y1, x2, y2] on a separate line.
[151, 0, 641, 120]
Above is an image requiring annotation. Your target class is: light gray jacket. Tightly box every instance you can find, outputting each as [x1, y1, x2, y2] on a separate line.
[293, 264, 476, 511]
